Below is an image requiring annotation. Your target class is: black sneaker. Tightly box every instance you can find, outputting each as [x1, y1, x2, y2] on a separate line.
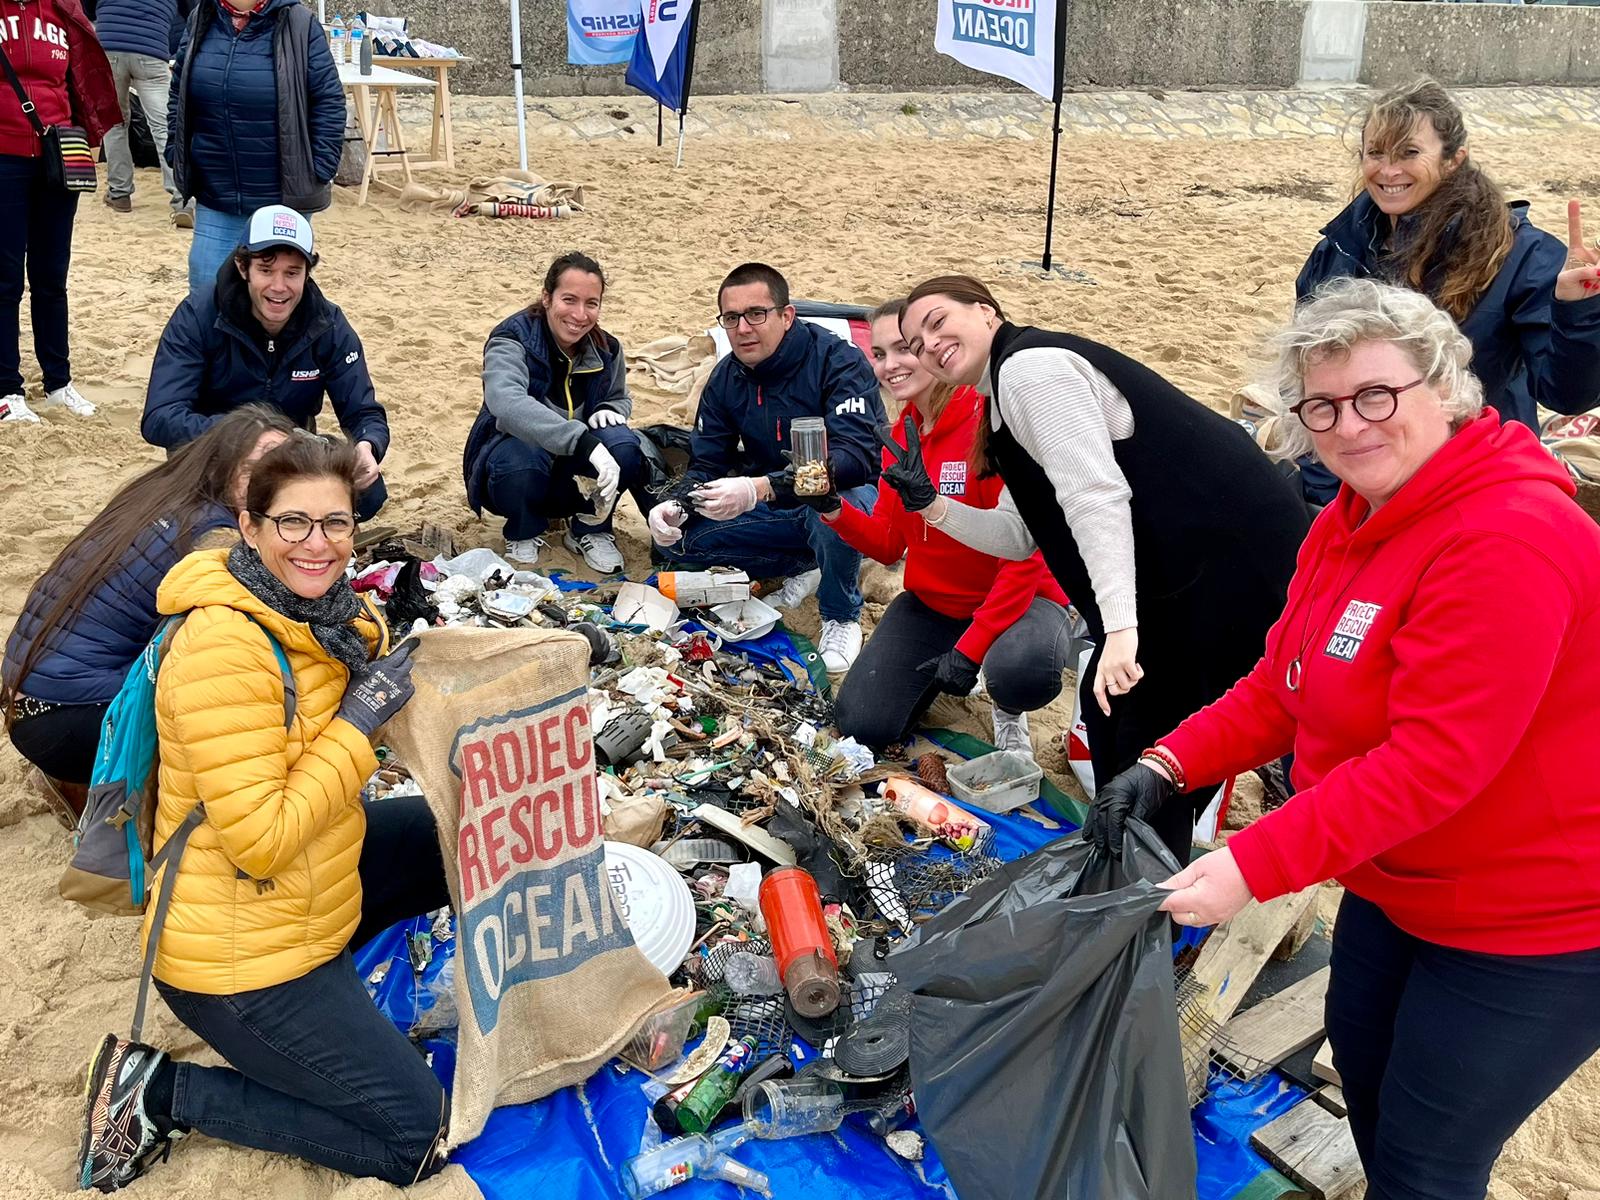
[78, 1034, 178, 1192]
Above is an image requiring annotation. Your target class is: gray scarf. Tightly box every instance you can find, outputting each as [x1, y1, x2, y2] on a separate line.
[226, 542, 370, 673]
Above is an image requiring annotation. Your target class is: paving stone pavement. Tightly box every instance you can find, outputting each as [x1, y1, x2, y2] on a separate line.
[414, 85, 1600, 143]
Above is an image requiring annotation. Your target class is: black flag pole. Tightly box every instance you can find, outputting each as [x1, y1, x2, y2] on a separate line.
[675, 0, 702, 168]
[657, 103, 664, 147]
[1039, 1, 1069, 271]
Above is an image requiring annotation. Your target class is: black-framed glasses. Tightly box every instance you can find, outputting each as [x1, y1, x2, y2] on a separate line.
[716, 306, 779, 330]
[250, 511, 357, 543]
[1291, 379, 1424, 432]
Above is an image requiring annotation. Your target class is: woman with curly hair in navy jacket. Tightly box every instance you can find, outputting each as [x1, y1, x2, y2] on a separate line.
[166, 0, 343, 292]
[1295, 78, 1600, 503]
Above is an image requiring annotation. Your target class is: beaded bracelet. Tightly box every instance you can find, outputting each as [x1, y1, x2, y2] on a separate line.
[1139, 745, 1187, 792]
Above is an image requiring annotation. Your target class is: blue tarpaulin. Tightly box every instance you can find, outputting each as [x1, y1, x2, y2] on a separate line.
[356, 661, 1299, 1197]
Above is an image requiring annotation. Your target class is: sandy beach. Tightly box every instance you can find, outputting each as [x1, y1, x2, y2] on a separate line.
[2, 90, 1598, 1198]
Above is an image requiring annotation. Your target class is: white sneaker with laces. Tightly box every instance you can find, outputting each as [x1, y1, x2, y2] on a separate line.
[0, 393, 39, 423]
[818, 619, 862, 674]
[505, 537, 546, 566]
[991, 704, 1033, 756]
[766, 568, 822, 610]
[564, 528, 624, 574]
[46, 382, 95, 416]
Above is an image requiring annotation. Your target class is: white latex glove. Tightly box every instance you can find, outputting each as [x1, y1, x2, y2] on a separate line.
[691, 476, 759, 522]
[353, 440, 382, 490]
[587, 443, 621, 516]
[648, 500, 687, 546]
[588, 409, 627, 429]
[1093, 626, 1145, 716]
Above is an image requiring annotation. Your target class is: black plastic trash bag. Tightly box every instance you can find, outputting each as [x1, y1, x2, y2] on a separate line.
[890, 820, 1197, 1200]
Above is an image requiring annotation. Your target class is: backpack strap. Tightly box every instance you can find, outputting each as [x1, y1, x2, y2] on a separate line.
[130, 804, 202, 1043]
[130, 615, 297, 1040]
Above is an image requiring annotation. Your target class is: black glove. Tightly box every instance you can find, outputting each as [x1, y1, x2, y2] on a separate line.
[917, 648, 981, 697]
[1082, 762, 1175, 857]
[337, 639, 418, 736]
[877, 414, 938, 513]
[768, 452, 842, 515]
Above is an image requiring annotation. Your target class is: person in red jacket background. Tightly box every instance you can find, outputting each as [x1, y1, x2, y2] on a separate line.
[822, 299, 1073, 756]
[1090, 277, 1600, 1200]
[0, 0, 120, 424]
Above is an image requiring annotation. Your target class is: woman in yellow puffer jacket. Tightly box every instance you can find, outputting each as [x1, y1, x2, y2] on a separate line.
[77, 433, 450, 1193]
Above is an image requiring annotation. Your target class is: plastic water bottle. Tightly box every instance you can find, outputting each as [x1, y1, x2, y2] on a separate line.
[620, 1126, 770, 1198]
[329, 15, 345, 64]
[349, 16, 366, 70]
[723, 952, 783, 997]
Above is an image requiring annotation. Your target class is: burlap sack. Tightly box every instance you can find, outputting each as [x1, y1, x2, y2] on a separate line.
[385, 626, 676, 1146]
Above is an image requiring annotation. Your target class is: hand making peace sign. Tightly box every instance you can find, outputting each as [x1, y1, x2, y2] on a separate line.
[876, 414, 939, 514]
[1556, 199, 1600, 302]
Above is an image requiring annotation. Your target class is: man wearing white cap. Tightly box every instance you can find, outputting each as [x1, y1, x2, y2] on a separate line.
[142, 204, 391, 517]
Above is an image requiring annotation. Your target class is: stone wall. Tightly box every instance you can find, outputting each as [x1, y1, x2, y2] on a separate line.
[369, 0, 1600, 97]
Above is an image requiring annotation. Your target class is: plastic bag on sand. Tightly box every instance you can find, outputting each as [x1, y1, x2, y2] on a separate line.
[890, 820, 1197, 1200]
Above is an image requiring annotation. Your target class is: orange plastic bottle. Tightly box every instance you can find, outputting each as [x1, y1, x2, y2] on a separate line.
[758, 867, 840, 1018]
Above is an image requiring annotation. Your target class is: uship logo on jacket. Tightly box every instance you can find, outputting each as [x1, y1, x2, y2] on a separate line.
[291, 369, 322, 382]
[1324, 600, 1382, 663]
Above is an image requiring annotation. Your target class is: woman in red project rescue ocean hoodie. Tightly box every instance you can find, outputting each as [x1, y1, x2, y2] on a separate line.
[1091, 278, 1600, 1200]
[0, 0, 119, 424]
[824, 299, 1073, 756]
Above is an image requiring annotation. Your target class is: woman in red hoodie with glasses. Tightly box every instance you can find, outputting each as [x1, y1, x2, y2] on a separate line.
[822, 298, 1073, 756]
[0, 0, 119, 424]
[1091, 277, 1600, 1200]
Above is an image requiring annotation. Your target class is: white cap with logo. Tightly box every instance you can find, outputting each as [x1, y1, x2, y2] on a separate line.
[242, 205, 315, 259]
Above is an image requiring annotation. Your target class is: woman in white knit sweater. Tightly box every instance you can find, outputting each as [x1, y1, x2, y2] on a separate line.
[885, 275, 1309, 865]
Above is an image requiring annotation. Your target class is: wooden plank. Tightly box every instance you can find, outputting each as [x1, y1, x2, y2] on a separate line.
[1273, 899, 1319, 962]
[1312, 1038, 1343, 1087]
[1313, 1085, 1347, 1119]
[1216, 966, 1331, 1078]
[1191, 887, 1320, 1026]
[1250, 1101, 1364, 1200]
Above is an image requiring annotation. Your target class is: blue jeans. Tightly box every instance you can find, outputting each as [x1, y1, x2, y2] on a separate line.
[0, 154, 78, 394]
[1327, 892, 1600, 1200]
[154, 797, 451, 1184]
[481, 423, 653, 539]
[188, 206, 252, 294]
[656, 485, 876, 623]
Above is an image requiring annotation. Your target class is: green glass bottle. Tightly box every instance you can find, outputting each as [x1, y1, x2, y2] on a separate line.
[674, 1037, 758, 1135]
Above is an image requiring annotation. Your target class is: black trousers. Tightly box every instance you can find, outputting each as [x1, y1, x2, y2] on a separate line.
[833, 591, 1072, 749]
[1327, 892, 1600, 1200]
[7, 700, 109, 785]
[0, 153, 78, 395]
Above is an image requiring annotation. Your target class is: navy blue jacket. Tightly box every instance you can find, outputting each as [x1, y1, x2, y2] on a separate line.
[94, 0, 180, 60]
[5, 507, 234, 705]
[462, 309, 628, 515]
[1299, 194, 1600, 433]
[167, 0, 343, 214]
[142, 264, 389, 456]
[688, 320, 885, 490]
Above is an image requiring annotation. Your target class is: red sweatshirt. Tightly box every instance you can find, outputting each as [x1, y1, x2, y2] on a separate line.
[1163, 412, 1600, 954]
[0, 0, 120, 158]
[829, 385, 1068, 662]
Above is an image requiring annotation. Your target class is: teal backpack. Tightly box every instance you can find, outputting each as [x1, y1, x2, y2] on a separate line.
[59, 612, 295, 1039]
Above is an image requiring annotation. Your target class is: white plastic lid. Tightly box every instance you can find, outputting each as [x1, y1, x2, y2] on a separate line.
[604, 841, 696, 978]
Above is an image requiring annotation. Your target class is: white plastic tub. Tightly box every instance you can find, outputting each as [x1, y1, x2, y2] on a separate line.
[946, 750, 1043, 815]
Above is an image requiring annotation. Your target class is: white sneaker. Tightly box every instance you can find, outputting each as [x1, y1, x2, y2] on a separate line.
[991, 704, 1033, 756]
[45, 383, 95, 416]
[0, 393, 39, 423]
[766, 568, 822, 610]
[505, 537, 545, 566]
[564, 528, 623, 574]
[818, 619, 862, 674]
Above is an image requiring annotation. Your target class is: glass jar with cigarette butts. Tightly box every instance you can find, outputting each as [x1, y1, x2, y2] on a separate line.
[788, 417, 830, 496]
